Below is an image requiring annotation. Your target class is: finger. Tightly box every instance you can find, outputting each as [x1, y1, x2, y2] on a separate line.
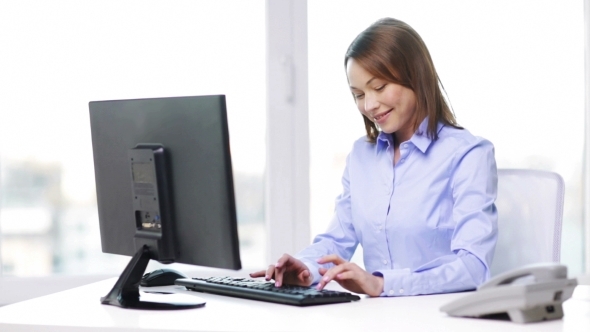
[317, 254, 347, 265]
[274, 254, 296, 287]
[321, 264, 346, 282]
[265, 264, 276, 281]
[297, 269, 310, 283]
[274, 262, 285, 287]
[249, 270, 266, 278]
[274, 253, 292, 269]
[316, 265, 347, 290]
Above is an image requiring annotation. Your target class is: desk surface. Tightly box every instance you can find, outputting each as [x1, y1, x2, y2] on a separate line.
[0, 271, 589, 332]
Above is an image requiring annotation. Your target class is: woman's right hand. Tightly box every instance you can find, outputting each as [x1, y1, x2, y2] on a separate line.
[249, 253, 313, 287]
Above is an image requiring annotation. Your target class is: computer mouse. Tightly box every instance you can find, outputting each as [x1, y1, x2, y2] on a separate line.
[140, 268, 189, 287]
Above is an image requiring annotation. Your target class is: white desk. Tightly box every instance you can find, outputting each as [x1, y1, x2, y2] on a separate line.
[0, 272, 588, 332]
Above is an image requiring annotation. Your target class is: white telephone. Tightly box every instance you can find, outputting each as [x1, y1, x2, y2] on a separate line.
[440, 262, 578, 323]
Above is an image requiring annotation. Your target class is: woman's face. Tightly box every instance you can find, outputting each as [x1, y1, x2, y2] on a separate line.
[346, 58, 417, 143]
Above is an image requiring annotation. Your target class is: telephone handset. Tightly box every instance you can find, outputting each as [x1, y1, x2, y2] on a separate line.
[440, 262, 577, 323]
[478, 262, 568, 290]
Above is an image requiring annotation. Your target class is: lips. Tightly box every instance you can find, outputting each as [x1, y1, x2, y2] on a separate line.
[374, 109, 393, 123]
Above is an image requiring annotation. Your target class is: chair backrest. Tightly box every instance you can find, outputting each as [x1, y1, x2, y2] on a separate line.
[490, 169, 564, 276]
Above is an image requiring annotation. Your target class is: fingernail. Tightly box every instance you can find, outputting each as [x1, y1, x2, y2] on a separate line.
[275, 282, 280, 287]
[322, 276, 329, 281]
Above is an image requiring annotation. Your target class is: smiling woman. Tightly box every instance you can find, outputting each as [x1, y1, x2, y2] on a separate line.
[250, 17, 498, 297]
[308, 0, 585, 278]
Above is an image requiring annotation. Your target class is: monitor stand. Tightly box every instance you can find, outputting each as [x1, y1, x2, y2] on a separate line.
[101, 245, 205, 309]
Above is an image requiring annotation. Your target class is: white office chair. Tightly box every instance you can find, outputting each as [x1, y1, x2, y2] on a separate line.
[490, 168, 565, 276]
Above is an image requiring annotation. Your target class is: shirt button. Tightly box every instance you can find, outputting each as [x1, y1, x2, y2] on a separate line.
[383, 260, 387, 265]
[399, 159, 405, 163]
[378, 225, 383, 230]
[399, 289, 404, 294]
[388, 290, 395, 295]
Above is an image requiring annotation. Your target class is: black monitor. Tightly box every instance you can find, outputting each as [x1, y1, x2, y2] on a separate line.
[89, 95, 241, 309]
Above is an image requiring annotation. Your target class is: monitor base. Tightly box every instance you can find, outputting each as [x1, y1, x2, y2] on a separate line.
[101, 245, 205, 310]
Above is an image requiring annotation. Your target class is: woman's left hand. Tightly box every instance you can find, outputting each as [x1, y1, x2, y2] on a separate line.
[316, 254, 384, 297]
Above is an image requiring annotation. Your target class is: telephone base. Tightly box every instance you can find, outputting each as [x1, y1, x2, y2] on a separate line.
[440, 263, 578, 324]
[507, 303, 563, 324]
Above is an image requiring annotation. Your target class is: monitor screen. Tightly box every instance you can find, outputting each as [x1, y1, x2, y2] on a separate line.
[89, 95, 241, 309]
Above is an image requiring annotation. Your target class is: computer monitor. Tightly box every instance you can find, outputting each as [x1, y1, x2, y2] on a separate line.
[89, 95, 241, 309]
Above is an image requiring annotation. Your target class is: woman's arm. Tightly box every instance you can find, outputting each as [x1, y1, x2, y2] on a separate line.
[294, 153, 359, 284]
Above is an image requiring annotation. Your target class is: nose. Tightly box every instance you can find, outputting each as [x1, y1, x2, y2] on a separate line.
[364, 94, 379, 114]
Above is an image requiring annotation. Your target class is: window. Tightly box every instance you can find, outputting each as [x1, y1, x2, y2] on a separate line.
[1, 0, 586, 280]
[0, 0, 266, 276]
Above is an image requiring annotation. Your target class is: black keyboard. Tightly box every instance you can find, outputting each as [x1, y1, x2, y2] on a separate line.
[175, 276, 361, 306]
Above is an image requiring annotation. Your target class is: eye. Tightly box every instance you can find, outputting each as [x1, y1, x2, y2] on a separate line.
[375, 84, 386, 91]
[353, 93, 364, 100]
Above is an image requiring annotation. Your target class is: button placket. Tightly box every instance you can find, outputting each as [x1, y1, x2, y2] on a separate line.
[398, 143, 411, 164]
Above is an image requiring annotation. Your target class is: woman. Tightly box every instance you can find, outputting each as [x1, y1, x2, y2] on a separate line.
[250, 18, 498, 297]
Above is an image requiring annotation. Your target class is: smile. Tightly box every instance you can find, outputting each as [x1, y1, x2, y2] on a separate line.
[374, 109, 393, 122]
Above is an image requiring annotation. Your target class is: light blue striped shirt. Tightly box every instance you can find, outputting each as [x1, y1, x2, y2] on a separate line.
[296, 118, 498, 296]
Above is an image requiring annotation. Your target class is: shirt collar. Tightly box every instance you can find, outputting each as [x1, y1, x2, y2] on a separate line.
[376, 131, 394, 151]
[410, 117, 444, 153]
[375, 117, 444, 153]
